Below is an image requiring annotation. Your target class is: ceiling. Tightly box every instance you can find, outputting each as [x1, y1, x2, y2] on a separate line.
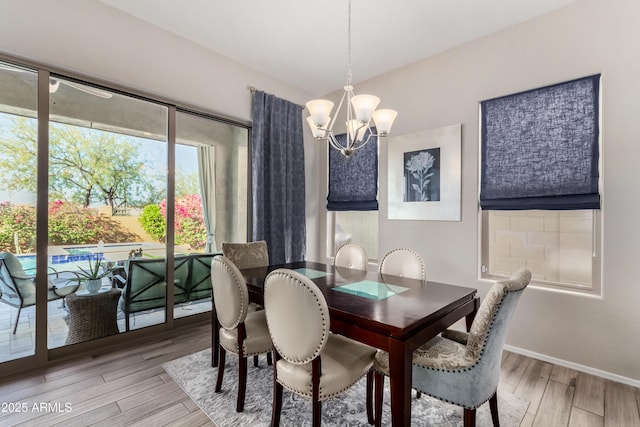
[101, 0, 579, 96]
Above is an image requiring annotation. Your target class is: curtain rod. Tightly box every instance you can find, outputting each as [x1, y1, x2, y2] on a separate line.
[248, 85, 305, 109]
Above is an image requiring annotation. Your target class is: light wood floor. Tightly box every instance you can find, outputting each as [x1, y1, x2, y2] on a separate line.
[0, 322, 638, 427]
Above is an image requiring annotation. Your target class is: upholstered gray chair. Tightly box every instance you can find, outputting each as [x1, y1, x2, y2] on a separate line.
[334, 242, 368, 271]
[378, 248, 426, 281]
[371, 269, 531, 427]
[210, 256, 273, 413]
[264, 269, 377, 427]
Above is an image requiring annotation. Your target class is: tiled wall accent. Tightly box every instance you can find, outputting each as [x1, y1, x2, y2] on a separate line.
[488, 210, 593, 286]
[335, 211, 378, 260]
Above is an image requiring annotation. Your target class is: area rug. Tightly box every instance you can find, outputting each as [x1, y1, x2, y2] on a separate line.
[162, 349, 529, 426]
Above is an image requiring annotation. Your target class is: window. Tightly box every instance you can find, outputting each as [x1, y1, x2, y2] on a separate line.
[480, 75, 601, 293]
[327, 132, 379, 262]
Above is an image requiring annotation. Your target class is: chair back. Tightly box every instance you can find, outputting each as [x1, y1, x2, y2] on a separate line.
[210, 256, 249, 330]
[0, 252, 35, 304]
[379, 248, 426, 281]
[119, 255, 190, 313]
[0, 252, 26, 305]
[334, 243, 368, 271]
[466, 269, 531, 363]
[222, 241, 269, 269]
[264, 269, 330, 364]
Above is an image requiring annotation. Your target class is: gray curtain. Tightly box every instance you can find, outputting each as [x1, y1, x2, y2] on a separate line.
[197, 145, 217, 252]
[251, 90, 305, 264]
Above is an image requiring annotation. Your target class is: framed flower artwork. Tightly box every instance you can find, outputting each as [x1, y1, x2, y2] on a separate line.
[387, 124, 461, 221]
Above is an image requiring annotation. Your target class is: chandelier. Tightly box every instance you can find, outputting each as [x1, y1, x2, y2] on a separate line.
[305, 0, 398, 158]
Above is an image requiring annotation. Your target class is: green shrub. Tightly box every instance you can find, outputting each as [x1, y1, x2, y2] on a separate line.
[139, 204, 166, 241]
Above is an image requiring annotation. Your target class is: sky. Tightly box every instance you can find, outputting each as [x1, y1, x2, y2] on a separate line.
[0, 114, 198, 206]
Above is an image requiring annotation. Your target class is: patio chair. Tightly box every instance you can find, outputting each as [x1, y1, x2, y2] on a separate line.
[0, 252, 81, 334]
[118, 255, 190, 331]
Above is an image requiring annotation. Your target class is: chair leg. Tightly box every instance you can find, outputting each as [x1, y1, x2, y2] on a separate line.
[212, 319, 219, 367]
[366, 371, 374, 425]
[215, 347, 226, 393]
[253, 355, 259, 367]
[271, 379, 283, 427]
[374, 372, 384, 427]
[237, 355, 247, 412]
[489, 391, 500, 427]
[267, 351, 273, 366]
[312, 398, 321, 427]
[12, 306, 22, 335]
[463, 408, 477, 427]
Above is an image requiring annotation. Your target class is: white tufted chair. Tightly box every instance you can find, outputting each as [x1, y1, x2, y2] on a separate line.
[371, 269, 531, 427]
[378, 248, 426, 281]
[264, 269, 377, 427]
[334, 242, 368, 271]
[210, 256, 273, 413]
[219, 240, 270, 367]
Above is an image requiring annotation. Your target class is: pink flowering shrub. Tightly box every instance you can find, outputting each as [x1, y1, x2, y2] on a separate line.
[145, 194, 206, 251]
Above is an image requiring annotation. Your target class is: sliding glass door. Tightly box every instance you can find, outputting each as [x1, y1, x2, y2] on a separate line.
[0, 55, 251, 367]
[0, 61, 38, 362]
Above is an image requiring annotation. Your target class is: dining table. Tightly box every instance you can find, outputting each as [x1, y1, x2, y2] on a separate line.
[215, 260, 479, 427]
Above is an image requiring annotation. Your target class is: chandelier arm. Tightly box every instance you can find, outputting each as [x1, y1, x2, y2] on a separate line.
[328, 88, 349, 133]
[327, 133, 345, 151]
[353, 130, 373, 151]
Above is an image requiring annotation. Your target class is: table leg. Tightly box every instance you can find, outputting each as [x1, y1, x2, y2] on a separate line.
[388, 338, 412, 427]
[465, 296, 481, 331]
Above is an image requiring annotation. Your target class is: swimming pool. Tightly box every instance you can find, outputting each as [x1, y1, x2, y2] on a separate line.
[17, 251, 104, 271]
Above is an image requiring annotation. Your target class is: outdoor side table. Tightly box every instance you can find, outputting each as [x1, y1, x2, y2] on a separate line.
[65, 288, 121, 345]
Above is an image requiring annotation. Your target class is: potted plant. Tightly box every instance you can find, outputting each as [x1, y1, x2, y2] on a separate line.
[78, 256, 107, 293]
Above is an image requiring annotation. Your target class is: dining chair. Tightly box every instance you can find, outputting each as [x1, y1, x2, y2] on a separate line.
[264, 268, 377, 427]
[210, 255, 273, 413]
[220, 240, 270, 367]
[378, 248, 426, 281]
[334, 242, 368, 271]
[371, 268, 531, 427]
[222, 240, 269, 270]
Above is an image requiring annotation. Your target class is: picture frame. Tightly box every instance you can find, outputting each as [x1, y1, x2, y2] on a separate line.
[387, 124, 461, 221]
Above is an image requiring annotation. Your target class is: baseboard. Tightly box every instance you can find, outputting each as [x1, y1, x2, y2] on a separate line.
[503, 344, 640, 389]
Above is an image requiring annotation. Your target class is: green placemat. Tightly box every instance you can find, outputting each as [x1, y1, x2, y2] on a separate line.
[294, 268, 332, 279]
[333, 280, 409, 300]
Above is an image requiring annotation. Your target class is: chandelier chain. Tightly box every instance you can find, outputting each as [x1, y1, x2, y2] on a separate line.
[347, 0, 352, 85]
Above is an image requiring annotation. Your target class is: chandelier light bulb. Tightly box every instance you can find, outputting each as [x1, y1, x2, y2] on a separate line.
[305, 99, 334, 128]
[350, 94, 380, 123]
[307, 116, 328, 138]
[372, 109, 398, 135]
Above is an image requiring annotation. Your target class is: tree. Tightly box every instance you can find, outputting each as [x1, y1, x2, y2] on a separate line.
[0, 117, 164, 208]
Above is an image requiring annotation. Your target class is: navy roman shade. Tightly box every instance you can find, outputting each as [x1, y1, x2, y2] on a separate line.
[327, 130, 378, 211]
[480, 74, 601, 210]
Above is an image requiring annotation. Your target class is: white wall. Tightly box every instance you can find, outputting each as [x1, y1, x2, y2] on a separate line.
[341, 0, 640, 382]
[0, 0, 321, 260]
